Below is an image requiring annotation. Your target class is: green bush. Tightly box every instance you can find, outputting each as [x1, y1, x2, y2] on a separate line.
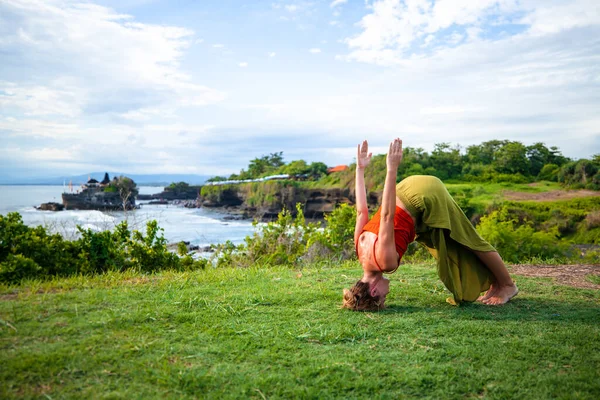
[538, 163, 560, 181]
[558, 159, 600, 189]
[305, 203, 357, 262]
[477, 207, 568, 263]
[128, 220, 180, 273]
[0, 254, 41, 284]
[0, 213, 80, 283]
[0, 213, 205, 284]
[245, 203, 319, 266]
[211, 204, 319, 268]
[446, 186, 478, 220]
[498, 198, 599, 241]
[77, 221, 130, 274]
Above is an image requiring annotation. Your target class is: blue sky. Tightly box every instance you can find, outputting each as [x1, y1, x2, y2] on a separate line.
[1, 0, 599, 179]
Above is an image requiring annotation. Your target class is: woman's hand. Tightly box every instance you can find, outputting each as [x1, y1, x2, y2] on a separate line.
[386, 138, 403, 170]
[357, 140, 372, 170]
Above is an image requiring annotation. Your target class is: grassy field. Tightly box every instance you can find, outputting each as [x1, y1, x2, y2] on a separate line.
[1, 262, 599, 399]
[444, 181, 563, 210]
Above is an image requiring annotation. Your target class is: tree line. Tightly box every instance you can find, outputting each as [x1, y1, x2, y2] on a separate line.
[207, 140, 600, 190]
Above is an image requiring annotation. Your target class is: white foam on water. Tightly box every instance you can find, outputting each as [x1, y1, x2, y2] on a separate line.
[78, 223, 102, 231]
[4, 186, 259, 247]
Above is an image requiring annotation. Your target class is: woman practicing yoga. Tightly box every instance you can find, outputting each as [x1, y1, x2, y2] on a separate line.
[342, 138, 519, 311]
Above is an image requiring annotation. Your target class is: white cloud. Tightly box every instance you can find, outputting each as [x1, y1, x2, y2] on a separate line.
[239, 62, 248, 67]
[212, 43, 225, 48]
[119, 107, 177, 121]
[331, 0, 348, 7]
[0, 0, 230, 177]
[520, 0, 600, 35]
[195, 38, 204, 44]
[0, 0, 225, 113]
[344, 0, 600, 65]
[0, 80, 85, 118]
[1, 0, 598, 178]
[285, 5, 298, 12]
[420, 106, 483, 115]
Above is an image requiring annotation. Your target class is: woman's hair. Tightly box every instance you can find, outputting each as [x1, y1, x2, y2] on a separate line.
[342, 280, 384, 311]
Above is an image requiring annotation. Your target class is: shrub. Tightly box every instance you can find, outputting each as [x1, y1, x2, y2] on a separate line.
[245, 203, 319, 266]
[210, 204, 319, 268]
[0, 213, 80, 283]
[477, 207, 568, 263]
[0, 213, 205, 284]
[446, 186, 477, 220]
[537, 163, 560, 181]
[0, 254, 41, 284]
[77, 221, 130, 274]
[128, 220, 181, 273]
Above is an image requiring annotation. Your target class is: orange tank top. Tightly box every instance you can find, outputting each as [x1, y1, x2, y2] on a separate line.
[356, 206, 416, 273]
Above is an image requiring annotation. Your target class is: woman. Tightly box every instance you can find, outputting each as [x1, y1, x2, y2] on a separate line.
[342, 138, 518, 311]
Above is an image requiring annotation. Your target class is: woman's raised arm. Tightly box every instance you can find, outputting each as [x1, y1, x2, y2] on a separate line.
[375, 138, 403, 269]
[354, 140, 371, 244]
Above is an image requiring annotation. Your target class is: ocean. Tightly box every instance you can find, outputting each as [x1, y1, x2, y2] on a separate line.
[0, 185, 257, 247]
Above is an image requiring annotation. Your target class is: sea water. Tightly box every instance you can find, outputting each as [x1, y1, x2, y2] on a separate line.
[0, 185, 257, 247]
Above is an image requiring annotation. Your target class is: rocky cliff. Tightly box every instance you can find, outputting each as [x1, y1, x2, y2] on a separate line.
[138, 186, 201, 201]
[198, 183, 379, 220]
[138, 181, 379, 220]
[62, 190, 135, 211]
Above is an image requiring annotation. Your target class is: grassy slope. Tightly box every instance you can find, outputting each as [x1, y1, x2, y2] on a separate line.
[444, 181, 563, 209]
[1, 263, 599, 399]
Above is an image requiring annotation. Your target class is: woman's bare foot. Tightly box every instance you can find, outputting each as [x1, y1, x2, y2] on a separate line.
[477, 284, 499, 302]
[482, 284, 519, 305]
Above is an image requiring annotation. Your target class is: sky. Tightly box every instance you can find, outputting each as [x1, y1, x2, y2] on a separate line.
[1, 0, 599, 180]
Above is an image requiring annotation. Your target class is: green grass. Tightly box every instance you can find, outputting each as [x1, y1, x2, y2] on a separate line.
[445, 181, 563, 209]
[587, 274, 600, 285]
[1, 262, 599, 399]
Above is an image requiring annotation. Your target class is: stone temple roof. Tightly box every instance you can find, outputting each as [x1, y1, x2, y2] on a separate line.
[100, 173, 110, 185]
[87, 178, 99, 184]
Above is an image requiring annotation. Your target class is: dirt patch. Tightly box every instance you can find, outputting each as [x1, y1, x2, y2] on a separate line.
[0, 291, 19, 301]
[502, 189, 600, 202]
[511, 264, 600, 289]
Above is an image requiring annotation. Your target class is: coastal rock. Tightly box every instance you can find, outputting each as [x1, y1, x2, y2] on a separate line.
[141, 186, 201, 202]
[37, 202, 64, 211]
[167, 241, 200, 253]
[62, 174, 137, 211]
[62, 191, 136, 210]
[197, 184, 361, 221]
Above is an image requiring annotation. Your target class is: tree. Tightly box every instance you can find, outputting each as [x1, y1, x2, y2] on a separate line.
[247, 152, 285, 178]
[548, 146, 570, 166]
[398, 147, 431, 177]
[308, 162, 328, 179]
[465, 140, 509, 165]
[111, 176, 138, 210]
[526, 142, 552, 177]
[493, 141, 529, 175]
[526, 143, 570, 176]
[207, 176, 227, 183]
[168, 181, 190, 192]
[282, 160, 309, 176]
[538, 164, 560, 181]
[429, 143, 463, 180]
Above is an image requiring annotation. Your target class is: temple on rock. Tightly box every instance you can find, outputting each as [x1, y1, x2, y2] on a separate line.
[61, 173, 137, 211]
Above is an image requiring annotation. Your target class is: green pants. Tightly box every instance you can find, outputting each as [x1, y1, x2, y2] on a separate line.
[396, 175, 494, 303]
